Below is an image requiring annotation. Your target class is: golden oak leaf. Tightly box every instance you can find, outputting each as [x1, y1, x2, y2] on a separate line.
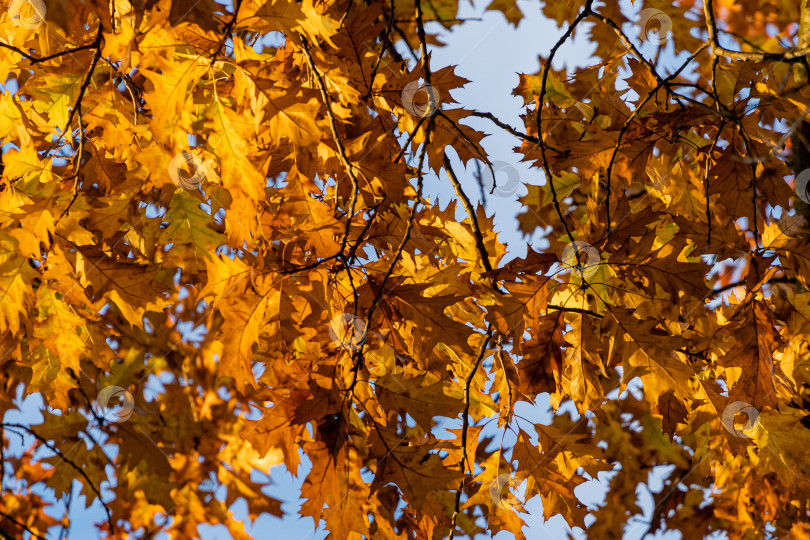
[204, 99, 265, 203]
[74, 245, 169, 327]
[511, 431, 587, 525]
[368, 427, 462, 514]
[376, 373, 465, 429]
[140, 55, 206, 142]
[754, 408, 810, 487]
[656, 389, 689, 436]
[517, 310, 565, 397]
[30, 287, 87, 372]
[463, 451, 527, 540]
[159, 190, 225, 266]
[25, 344, 76, 411]
[0, 232, 35, 334]
[717, 300, 780, 409]
[217, 292, 273, 393]
[485, 0, 523, 26]
[604, 307, 693, 401]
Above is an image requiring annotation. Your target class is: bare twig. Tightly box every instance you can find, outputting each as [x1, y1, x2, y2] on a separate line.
[638, 468, 692, 540]
[709, 276, 796, 297]
[536, 0, 594, 244]
[469, 110, 564, 153]
[0, 513, 46, 540]
[301, 37, 362, 256]
[414, 0, 433, 85]
[442, 155, 499, 285]
[601, 43, 708, 235]
[547, 304, 602, 318]
[393, 115, 427, 163]
[2, 423, 115, 533]
[0, 41, 99, 65]
[365, 0, 397, 99]
[50, 30, 103, 153]
[211, 0, 244, 65]
[703, 120, 725, 252]
[59, 107, 86, 220]
[449, 326, 493, 539]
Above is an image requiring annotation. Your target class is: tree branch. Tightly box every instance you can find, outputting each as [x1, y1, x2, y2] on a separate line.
[536, 0, 593, 244]
[0, 41, 98, 65]
[704, 0, 810, 63]
[442, 155, 498, 285]
[2, 423, 115, 533]
[48, 30, 103, 154]
[365, 0, 397, 99]
[469, 110, 565, 154]
[449, 325, 492, 539]
[301, 37, 362, 256]
[211, 0, 244, 65]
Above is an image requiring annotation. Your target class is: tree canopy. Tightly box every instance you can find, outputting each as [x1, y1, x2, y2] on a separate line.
[1, 0, 810, 538]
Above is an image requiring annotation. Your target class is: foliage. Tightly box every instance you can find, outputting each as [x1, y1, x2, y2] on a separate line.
[1, 0, 810, 538]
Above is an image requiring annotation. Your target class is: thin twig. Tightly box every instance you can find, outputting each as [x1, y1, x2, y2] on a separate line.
[736, 125, 761, 250]
[449, 326, 493, 539]
[211, 0, 244, 65]
[547, 304, 602, 317]
[365, 0, 397, 99]
[536, 0, 593, 244]
[601, 43, 708, 235]
[436, 110, 493, 176]
[0, 514, 46, 540]
[638, 468, 692, 540]
[469, 110, 564, 153]
[301, 37, 361, 256]
[2, 423, 115, 533]
[392, 24, 420, 62]
[703, 120, 725, 252]
[59, 107, 85, 220]
[414, 0, 433, 85]
[48, 30, 103, 156]
[442, 155, 498, 285]
[709, 276, 796, 297]
[393, 115, 427, 163]
[0, 41, 98, 65]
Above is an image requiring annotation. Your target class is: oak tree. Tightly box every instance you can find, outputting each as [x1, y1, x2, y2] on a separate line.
[1, 0, 810, 538]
